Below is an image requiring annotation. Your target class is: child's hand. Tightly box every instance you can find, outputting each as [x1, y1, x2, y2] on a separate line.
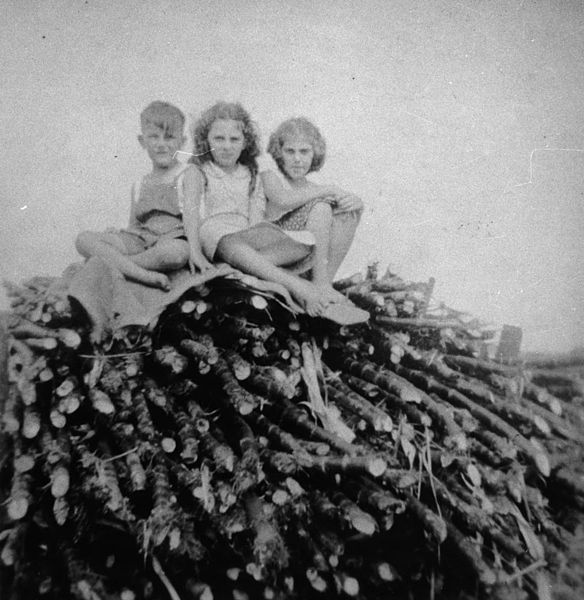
[334, 194, 364, 214]
[189, 253, 214, 274]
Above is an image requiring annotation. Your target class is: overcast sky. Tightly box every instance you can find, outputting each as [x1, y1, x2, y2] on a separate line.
[1, 0, 583, 352]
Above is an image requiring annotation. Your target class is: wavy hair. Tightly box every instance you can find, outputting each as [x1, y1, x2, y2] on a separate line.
[190, 102, 261, 181]
[267, 117, 327, 175]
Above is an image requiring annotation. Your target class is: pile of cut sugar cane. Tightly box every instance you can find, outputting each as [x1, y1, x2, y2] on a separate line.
[1, 266, 584, 600]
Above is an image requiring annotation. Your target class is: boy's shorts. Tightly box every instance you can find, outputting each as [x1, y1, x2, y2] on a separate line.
[101, 229, 186, 255]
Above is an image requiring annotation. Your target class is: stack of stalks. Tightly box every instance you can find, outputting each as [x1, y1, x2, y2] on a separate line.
[1, 267, 584, 600]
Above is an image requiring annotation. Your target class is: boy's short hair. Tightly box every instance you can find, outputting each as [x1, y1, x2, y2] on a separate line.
[267, 117, 327, 174]
[140, 101, 185, 135]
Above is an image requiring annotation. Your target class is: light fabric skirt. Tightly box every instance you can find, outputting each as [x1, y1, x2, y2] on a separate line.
[200, 213, 315, 260]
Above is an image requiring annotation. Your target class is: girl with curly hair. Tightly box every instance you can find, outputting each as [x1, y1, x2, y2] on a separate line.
[262, 117, 363, 291]
[186, 102, 366, 322]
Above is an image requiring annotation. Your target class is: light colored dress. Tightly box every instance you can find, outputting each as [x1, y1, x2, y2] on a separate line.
[197, 161, 267, 259]
[197, 161, 315, 260]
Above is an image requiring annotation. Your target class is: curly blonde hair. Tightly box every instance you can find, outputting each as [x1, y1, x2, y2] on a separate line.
[190, 102, 261, 178]
[267, 117, 327, 174]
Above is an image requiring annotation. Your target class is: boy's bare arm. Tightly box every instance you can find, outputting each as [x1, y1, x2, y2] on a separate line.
[127, 182, 140, 228]
[181, 166, 214, 272]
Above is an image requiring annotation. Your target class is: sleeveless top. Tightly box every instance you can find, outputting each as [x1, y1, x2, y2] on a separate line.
[130, 163, 191, 237]
[199, 162, 265, 227]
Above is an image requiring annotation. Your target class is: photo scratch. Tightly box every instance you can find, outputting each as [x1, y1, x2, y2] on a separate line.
[173, 149, 214, 159]
[512, 147, 584, 188]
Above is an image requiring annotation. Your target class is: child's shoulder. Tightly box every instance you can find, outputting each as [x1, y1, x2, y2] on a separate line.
[256, 153, 278, 173]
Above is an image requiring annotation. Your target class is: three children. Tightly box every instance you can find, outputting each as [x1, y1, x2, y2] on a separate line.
[76, 100, 364, 318]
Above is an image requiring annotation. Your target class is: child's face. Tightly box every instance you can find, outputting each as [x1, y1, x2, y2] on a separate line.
[139, 124, 184, 168]
[280, 136, 314, 182]
[207, 119, 245, 170]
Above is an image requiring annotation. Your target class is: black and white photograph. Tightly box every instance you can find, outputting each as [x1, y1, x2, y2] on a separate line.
[1, 1, 583, 598]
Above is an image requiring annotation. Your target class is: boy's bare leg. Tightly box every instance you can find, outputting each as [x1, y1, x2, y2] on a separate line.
[326, 211, 361, 281]
[75, 231, 170, 290]
[216, 230, 334, 316]
[129, 239, 190, 272]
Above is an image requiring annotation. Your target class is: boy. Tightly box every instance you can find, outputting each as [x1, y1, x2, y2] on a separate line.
[76, 101, 212, 290]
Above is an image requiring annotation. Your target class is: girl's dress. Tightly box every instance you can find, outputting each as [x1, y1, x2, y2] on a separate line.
[257, 154, 336, 231]
[273, 196, 337, 230]
[122, 163, 192, 249]
[198, 161, 314, 260]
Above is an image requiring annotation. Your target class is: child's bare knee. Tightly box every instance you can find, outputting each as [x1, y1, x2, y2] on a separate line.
[310, 202, 333, 216]
[346, 209, 362, 222]
[76, 230, 93, 243]
[216, 235, 239, 262]
[158, 240, 189, 270]
[75, 231, 98, 255]
[172, 242, 191, 268]
[310, 202, 333, 220]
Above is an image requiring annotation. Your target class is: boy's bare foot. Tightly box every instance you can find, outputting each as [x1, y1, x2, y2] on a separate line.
[129, 269, 170, 291]
[148, 272, 171, 291]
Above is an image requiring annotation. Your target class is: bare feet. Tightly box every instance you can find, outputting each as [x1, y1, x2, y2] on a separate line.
[293, 281, 367, 323]
[319, 302, 369, 325]
[290, 279, 333, 317]
[314, 284, 349, 305]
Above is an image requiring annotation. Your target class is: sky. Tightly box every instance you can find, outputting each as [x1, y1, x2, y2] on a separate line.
[1, 0, 583, 353]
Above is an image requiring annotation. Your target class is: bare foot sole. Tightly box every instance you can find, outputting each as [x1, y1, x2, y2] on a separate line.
[319, 302, 369, 325]
[129, 270, 170, 291]
[289, 279, 366, 321]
